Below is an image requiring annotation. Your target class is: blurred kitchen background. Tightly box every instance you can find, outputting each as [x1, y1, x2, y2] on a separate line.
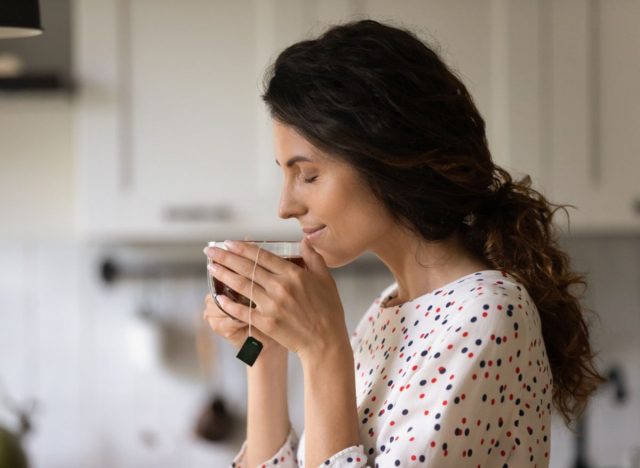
[1, 0, 639, 467]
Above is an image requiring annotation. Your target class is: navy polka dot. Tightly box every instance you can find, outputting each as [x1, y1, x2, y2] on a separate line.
[230, 270, 551, 467]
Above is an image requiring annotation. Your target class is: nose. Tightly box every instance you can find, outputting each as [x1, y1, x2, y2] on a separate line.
[278, 183, 306, 220]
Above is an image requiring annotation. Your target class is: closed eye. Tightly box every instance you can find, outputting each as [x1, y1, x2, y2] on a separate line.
[304, 176, 318, 184]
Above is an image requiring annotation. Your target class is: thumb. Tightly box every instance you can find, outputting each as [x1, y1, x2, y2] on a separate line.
[300, 238, 329, 275]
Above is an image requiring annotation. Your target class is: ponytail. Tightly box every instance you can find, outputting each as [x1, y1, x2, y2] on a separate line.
[462, 165, 606, 423]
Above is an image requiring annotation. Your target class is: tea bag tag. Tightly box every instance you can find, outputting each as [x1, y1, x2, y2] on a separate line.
[236, 240, 265, 366]
[236, 335, 263, 366]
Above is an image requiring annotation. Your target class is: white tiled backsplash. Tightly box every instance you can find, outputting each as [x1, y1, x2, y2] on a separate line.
[0, 236, 638, 467]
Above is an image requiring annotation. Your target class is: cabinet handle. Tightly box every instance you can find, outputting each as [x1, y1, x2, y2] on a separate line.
[164, 205, 234, 223]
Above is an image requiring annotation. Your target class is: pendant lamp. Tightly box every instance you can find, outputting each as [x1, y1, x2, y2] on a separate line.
[0, 0, 43, 39]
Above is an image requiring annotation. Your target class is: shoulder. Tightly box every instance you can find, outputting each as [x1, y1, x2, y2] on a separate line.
[449, 270, 533, 306]
[451, 270, 540, 339]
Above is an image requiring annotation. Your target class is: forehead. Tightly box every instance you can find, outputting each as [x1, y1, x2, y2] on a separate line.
[273, 121, 328, 166]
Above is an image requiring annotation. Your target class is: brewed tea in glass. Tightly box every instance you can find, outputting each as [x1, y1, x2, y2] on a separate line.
[206, 241, 305, 318]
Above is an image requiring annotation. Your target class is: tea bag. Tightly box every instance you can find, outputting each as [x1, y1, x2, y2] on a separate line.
[235, 241, 265, 366]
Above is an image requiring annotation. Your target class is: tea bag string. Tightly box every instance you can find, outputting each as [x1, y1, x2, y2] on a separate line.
[247, 241, 266, 337]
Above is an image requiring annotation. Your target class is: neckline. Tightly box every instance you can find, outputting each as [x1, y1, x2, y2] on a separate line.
[379, 269, 506, 309]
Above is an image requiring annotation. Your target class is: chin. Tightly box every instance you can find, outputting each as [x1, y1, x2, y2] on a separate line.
[314, 247, 361, 269]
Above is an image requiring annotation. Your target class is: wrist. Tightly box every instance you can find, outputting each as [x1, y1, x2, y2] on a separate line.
[247, 344, 288, 375]
[300, 336, 352, 371]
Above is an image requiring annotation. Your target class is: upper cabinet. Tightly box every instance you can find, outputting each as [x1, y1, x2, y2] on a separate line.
[73, 0, 640, 242]
[364, 0, 640, 235]
[362, 0, 548, 191]
[546, 0, 640, 234]
[75, 1, 251, 241]
[76, 0, 304, 241]
[74, 0, 368, 242]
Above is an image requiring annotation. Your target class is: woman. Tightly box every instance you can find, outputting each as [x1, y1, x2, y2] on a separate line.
[202, 19, 603, 467]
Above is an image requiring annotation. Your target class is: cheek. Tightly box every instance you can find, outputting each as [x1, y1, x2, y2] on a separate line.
[311, 166, 392, 263]
[326, 194, 391, 257]
[341, 187, 389, 232]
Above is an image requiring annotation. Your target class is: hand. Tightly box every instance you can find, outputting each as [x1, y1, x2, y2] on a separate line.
[203, 238, 350, 359]
[202, 293, 282, 354]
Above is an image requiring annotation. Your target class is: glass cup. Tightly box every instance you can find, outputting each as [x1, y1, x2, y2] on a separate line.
[206, 241, 305, 321]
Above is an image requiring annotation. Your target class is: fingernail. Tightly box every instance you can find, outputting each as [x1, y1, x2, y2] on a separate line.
[224, 240, 238, 251]
[203, 246, 210, 255]
[207, 263, 218, 273]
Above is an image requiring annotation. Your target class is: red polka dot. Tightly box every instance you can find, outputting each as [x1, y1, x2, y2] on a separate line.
[340, 271, 550, 466]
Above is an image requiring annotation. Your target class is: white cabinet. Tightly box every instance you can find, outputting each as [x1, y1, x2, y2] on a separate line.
[363, 0, 550, 195]
[74, 0, 640, 241]
[547, 0, 640, 234]
[73, 0, 331, 242]
[364, 0, 640, 234]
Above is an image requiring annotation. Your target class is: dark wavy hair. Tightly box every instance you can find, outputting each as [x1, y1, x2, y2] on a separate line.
[261, 19, 604, 423]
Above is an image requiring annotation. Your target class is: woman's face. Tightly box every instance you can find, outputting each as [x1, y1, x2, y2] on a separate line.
[274, 120, 396, 267]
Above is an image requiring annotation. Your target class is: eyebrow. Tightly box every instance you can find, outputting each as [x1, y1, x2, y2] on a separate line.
[275, 155, 314, 168]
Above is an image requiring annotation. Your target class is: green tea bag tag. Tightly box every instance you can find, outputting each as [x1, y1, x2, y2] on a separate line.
[236, 336, 263, 366]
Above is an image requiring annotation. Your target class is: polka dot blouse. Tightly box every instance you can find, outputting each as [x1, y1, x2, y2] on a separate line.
[231, 269, 552, 467]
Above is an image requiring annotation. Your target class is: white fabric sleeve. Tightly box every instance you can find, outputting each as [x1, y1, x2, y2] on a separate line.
[230, 426, 299, 468]
[317, 445, 368, 467]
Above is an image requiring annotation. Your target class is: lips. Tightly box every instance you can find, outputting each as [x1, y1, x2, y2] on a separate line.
[302, 225, 325, 234]
[302, 225, 326, 241]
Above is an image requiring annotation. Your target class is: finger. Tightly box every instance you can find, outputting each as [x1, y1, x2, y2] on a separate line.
[205, 246, 277, 290]
[204, 293, 243, 322]
[213, 293, 268, 329]
[207, 262, 269, 307]
[204, 314, 246, 336]
[202, 312, 247, 331]
[214, 240, 293, 275]
[204, 293, 216, 308]
[204, 293, 225, 315]
[204, 310, 244, 328]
